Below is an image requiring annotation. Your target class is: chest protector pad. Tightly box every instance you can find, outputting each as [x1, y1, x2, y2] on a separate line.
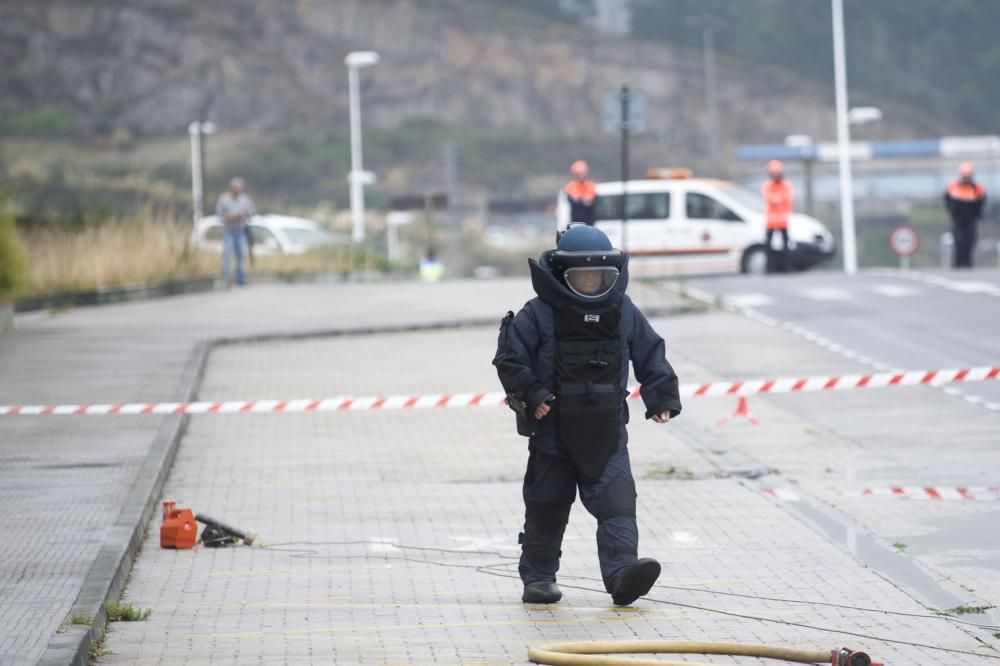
[554, 302, 623, 481]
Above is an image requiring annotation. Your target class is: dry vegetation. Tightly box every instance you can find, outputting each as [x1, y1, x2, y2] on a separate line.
[16, 208, 389, 297]
[18, 211, 212, 295]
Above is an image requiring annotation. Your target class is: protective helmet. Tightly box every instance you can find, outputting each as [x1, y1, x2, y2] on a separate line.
[550, 225, 622, 300]
[766, 159, 784, 177]
[570, 160, 590, 179]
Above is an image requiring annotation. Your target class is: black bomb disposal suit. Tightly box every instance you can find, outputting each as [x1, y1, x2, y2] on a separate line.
[493, 252, 682, 592]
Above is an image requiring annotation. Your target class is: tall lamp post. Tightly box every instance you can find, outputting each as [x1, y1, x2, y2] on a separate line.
[188, 120, 216, 223]
[345, 50, 380, 244]
[831, 0, 858, 275]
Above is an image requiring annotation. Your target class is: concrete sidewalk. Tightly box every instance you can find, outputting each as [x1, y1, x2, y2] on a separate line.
[95, 311, 998, 664]
[0, 278, 685, 666]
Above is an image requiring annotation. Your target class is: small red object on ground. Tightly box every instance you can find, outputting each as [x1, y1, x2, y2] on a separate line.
[160, 507, 197, 549]
[716, 396, 759, 426]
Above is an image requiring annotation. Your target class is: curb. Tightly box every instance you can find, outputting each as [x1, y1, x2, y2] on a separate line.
[13, 271, 406, 314]
[15, 277, 219, 313]
[39, 341, 211, 666]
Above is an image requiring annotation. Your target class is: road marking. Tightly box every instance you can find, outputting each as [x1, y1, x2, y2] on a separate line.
[870, 284, 923, 298]
[726, 293, 774, 308]
[796, 287, 851, 301]
[871, 269, 1000, 298]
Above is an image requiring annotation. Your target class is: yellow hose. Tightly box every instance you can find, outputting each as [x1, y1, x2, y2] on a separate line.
[528, 640, 833, 666]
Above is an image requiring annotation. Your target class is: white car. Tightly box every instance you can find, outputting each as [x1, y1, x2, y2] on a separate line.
[191, 215, 349, 256]
[587, 173, 835, 276]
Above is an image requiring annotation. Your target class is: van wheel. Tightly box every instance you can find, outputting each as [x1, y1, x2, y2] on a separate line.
[741, 245, 769, 275]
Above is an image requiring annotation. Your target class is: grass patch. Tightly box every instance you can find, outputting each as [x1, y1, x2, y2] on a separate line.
[88, 635, 107, 660]
[0, 209, 27, 300]
[892, 542, 908, 552]
[70, 613, 92, 625]
[936, 604, 996, 617]
[104, 600, 152, 622]
[644, 466, 696, 480]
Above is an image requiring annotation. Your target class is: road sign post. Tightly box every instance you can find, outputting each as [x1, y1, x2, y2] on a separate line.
[621, 85, 630, 249]
[889, 225, 919, 270]
[602, 87, 646, 250]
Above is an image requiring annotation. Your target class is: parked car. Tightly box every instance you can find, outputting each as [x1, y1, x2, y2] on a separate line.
[191, 215, 349, 256]
[588, 171, 835, 276]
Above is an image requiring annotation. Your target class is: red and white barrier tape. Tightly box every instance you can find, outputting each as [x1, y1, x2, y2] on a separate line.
[763, 486, 1000, 502]
[2, 365, 997, 416]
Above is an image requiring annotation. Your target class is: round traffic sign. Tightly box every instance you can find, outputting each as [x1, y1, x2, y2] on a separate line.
[889, 225, 919, 257]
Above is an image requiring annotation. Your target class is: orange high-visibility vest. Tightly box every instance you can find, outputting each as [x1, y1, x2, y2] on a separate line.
[564, 180, 597, 204]
[762, 179, 793, 230]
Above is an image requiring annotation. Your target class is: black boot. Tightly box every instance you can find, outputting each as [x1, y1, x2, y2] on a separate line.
[522, 581, 563, 604]
[611, 558, 660, 606]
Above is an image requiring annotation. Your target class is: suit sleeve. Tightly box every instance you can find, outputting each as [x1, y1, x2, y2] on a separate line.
[629, 306, 682, 419]
[492, 307, 552, 415]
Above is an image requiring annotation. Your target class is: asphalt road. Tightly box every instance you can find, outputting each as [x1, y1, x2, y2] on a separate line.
[681, 267, 1000, 408]
[662, 266, 1000, 630]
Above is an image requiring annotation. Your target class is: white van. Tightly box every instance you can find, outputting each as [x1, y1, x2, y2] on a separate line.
[587, 172, 835, 276]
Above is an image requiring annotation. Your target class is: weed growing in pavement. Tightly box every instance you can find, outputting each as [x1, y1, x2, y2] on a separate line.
[104, 600, 152, 622]
[88, 635, 107, 660]
[644, 466, 696, 480]
[936, 604, 996, 616]
[70, 613, 91, 625]
[892, 542, 908, 552]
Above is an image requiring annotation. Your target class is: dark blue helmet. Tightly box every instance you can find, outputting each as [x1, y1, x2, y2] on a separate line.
[550, 225, 622, 299]
[557, 224, 613, 252]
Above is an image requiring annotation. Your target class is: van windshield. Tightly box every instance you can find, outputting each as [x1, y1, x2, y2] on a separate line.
[717, 183, 764, 213]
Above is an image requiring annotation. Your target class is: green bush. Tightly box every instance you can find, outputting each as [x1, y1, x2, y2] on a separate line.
[0, 210, 27, 301]
[1, 109, 74, 136]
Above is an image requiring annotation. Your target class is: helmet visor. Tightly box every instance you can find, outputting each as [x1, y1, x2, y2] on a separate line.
[564, 266, 619, 299]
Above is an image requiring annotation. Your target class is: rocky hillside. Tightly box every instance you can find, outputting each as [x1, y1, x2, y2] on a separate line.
[3, 0, 873, 154]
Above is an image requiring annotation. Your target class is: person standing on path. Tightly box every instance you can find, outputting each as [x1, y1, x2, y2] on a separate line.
[215, 177, 256, 286]
[493, 225, 682, 607]
[944, 161, 987, 268]
[555, 160, 599, 239]
[762, 159, 793, 273]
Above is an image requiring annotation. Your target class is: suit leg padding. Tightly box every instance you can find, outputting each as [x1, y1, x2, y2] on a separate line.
[519, 501, 573, 584]
[581, 472, 639, 591]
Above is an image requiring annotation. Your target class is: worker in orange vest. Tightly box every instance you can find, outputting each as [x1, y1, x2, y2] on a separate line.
[944, 161, 987, 268]
[761, 159, 794, 272]
[555, 160, 599, 238]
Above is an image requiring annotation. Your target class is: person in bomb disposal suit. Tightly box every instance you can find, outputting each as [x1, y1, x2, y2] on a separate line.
[944, 162, 987, 268]
[555, 160, 599, 237]
[493, 225, 682, 606]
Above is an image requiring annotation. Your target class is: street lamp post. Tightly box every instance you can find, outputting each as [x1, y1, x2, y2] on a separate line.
[831, 0, 858, 275]
[345, 50, 380, 244]
[188, 120, 216, 223]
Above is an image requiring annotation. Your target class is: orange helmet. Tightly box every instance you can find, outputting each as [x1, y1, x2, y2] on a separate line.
[958, 161, 974, 178]
[766, 159, 784, 176]
[570, 160, 589, 178]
